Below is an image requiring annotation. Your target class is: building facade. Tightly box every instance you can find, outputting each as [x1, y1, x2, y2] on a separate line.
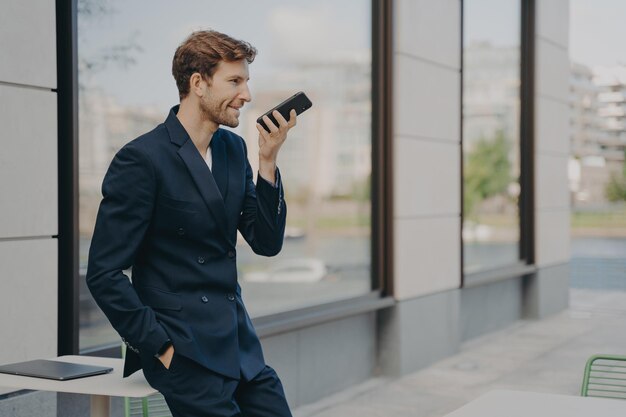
[0, 0, 571, 414]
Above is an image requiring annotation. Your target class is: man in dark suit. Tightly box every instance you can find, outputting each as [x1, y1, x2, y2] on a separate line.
[86, 30, 295, 416]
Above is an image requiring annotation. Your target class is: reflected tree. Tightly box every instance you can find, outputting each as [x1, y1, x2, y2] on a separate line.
[78, 0, 142, 90]
[464, 130, 512, 219]
[606, 151, 626, 202]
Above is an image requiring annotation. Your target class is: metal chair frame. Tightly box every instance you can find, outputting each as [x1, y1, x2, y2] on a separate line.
[581, 354, 626, 399]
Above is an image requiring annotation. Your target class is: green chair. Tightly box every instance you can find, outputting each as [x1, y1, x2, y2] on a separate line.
[122, 344, 172, 417]
[581, 354, 626, 399]
[124, 395, 172, 417]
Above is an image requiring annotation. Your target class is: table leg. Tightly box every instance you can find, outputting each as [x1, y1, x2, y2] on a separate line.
[90, 394, 111, 417]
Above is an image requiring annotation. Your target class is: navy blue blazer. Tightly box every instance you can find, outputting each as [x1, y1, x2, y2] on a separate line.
[86, 105, 286, 380]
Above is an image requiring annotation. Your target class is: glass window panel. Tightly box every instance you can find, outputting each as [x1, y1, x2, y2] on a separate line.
[78, 0, 373, 350]
[462, 0, 522, 274]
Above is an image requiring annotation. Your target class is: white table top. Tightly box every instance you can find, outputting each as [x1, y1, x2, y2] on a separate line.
[0, 355, 157, 398]
[445, 389, 626, 417]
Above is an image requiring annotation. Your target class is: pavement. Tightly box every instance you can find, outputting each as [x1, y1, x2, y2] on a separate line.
[294, 288, 626, 417]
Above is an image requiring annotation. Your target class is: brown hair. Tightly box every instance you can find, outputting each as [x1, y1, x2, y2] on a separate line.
[172, 30, 257, 100]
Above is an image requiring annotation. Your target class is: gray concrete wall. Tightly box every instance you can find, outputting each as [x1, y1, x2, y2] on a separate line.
[523, 263, 571, 320]
[378, 290, 460, 377]
[392, 0, 462, 299]
[0, 391, 56, 417]
[261, 312, 377, 408]
[534, 0, 571, 268]
[460, 279, 524, 342]
[0, 0, 58, 401]
[378, 0, 572, 379]
[378, 261, 570, 378]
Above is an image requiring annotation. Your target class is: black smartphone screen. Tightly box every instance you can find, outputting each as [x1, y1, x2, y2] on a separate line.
[256, 91, 312, 132]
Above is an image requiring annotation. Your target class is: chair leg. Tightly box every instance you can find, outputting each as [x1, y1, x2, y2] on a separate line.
[581, 356, 593, 396]
[142, 397, 150, 417]
[124, 397, 131, 417]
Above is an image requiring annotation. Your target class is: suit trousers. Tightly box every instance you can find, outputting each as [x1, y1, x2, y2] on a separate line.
[141, 352, 292, 417]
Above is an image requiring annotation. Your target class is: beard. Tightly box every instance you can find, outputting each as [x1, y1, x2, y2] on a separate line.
[199, 96, 240, 128]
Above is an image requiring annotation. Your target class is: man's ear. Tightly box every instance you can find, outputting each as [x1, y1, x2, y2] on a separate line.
[189, 72, 206, 97]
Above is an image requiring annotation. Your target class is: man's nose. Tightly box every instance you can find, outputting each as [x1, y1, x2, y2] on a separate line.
[240, 83, 251, 102]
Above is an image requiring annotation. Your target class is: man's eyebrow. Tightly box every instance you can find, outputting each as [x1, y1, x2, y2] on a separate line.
[228, 75, 250, 81]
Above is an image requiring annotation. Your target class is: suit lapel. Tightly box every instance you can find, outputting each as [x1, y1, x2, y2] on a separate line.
[177, 138, 230, 241]
[210, 131, 229, 201]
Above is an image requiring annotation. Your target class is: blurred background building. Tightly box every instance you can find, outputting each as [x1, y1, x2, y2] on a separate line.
[569, 64, 626, 206]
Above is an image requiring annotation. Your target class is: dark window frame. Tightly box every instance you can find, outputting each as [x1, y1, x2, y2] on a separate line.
[57, 0, 80, 356]
[57, 0, 394, 356]
[460, 0, 536, 287]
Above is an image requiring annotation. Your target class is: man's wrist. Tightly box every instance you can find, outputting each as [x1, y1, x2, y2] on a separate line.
[259, 159, 277, 185]
[259, 157, 276, 168]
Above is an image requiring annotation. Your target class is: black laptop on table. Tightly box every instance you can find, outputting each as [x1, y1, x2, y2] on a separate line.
[0, 359, 113, 381]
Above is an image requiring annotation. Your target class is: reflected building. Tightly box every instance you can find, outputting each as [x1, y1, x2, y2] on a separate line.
[595, 66, 626, 179]
[242, 57, 372, 201]
[79, 90, 162, 235]
[463, 41, 520, 161]
[462, 41, 521, 258]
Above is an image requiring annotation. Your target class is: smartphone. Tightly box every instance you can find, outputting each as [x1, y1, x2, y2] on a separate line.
[256, 91, 312, 132]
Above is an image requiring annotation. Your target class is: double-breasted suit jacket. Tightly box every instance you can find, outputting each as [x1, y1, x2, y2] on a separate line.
[86, 105, 286, 380]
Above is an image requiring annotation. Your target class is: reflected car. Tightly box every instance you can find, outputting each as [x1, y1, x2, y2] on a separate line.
[243, 258, 328, 283]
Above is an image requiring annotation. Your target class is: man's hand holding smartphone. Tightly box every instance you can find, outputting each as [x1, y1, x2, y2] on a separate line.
[256, 109, 297, 184]
[254, 91, 312, 184]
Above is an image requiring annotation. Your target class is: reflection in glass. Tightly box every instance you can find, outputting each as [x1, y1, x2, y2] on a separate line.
[78, 0, 372, 349]
[463, 0, 521, 273]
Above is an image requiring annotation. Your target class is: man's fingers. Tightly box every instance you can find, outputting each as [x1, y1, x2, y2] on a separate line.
[273, 110, 289, 128]
[262, 115, 279, 133]
[288, 109, 297, 127]
[256, 123, 270, 138]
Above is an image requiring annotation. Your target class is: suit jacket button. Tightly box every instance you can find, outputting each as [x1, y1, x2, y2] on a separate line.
[197, 256, 205, 264]
[227, 251, 235, 259]
[177, 228, 185, 236]
[201, 296, 208, 303]
[227, 294, 235, 301]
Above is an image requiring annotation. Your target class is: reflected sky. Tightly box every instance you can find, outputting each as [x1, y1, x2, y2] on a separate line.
[464, 0, 626, 69]
[78, 0, 370, 111]
[464, 0, 520, 47]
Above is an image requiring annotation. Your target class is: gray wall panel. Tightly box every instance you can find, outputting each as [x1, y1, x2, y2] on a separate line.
[523, 263, 570, 319]
[0, 85, 58, 238]
[536, 98, 570, 155]
[394, 54, 460, 141]
[536, 209, 571, 267]
[0, 0, 56, 88]
[537, 0, 569, 47]
[394, 137, 460, 218]
[260, 331, 299, 407]
[260, 313, 377, 408]
[0, 239, 57, 365]
[0, 391, 56, 417]
[394, 217, 461, 298]
[378, 290, 460, 377]
[460, 278, 523, 342]
[536, 154, 570, 210]
[296, 314, 376, 406]
[395, 0, 461, 69]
